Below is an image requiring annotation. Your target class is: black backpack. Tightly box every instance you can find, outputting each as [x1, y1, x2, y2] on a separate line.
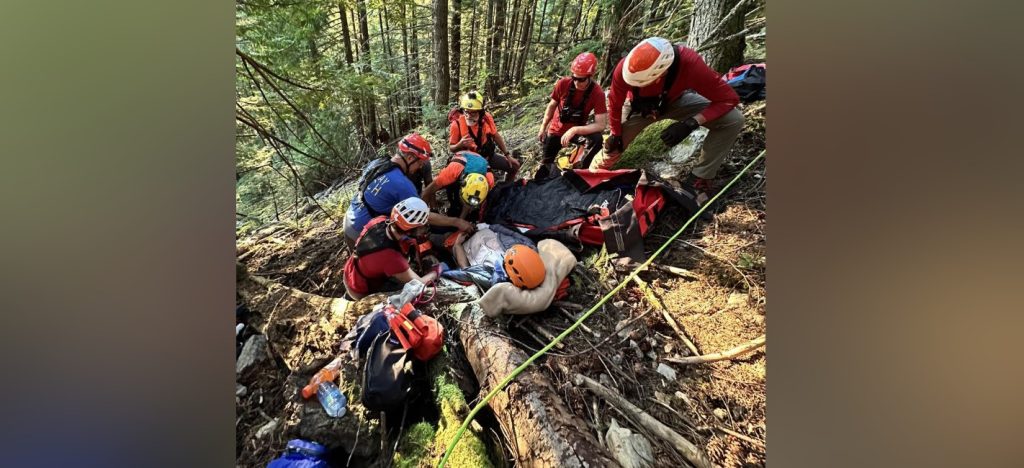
[360, 331, 416, 413]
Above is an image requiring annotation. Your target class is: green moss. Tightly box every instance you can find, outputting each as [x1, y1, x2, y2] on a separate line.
[392, 351, 493, 468]
[613, 119, 674, 169]
[393, 422, 436, 468]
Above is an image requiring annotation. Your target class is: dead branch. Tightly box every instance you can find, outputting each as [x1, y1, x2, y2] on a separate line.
[701, 0, 755, 45]
[236, 48, 321, 91]
[696, 18, 766, 53]
[629, 275, 701, 356]
[666, 335, 765, 365]
[576, 373, 713, 468]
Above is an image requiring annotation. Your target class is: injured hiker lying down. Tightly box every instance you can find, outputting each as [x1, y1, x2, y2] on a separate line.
[431, 223, 546, 292]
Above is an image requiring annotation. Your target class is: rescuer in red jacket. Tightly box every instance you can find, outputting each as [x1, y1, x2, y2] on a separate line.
[593, 37, 744, 200]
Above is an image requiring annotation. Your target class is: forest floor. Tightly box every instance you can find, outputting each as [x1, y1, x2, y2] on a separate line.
[236, 97, 766, 467]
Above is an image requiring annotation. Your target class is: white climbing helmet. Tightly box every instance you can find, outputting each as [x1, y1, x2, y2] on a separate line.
[390, 197, 430, 231]
[622, 37, 676, 87]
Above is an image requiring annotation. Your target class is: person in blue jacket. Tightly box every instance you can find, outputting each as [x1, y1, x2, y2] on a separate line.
[343, 133, 474, 247]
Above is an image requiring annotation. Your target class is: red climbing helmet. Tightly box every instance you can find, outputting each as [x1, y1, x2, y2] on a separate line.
[570, 52, 598, 77]
[397, 132, 432, 161]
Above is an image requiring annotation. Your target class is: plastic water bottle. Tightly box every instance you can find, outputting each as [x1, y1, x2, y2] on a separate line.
[317, 381, 347, 418]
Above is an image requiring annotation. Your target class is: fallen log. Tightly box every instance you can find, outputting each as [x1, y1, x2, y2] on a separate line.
[434, 281, 619, 467]
[665, 335, 766, 365]
[575, 373, 713, 468]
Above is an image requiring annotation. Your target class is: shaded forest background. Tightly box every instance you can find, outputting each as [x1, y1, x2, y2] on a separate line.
[236, 0, 766, 232]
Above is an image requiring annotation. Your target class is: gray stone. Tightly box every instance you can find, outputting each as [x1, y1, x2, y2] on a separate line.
[605, 419, 655, 468]
[656, 363, 677, 381]
[236, 384, 248, 397]
[652, 127, 709, 180]
[236, 334, 270, 377]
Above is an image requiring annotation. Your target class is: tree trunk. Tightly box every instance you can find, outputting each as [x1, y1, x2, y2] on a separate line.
[514, 0, 537, 83]
[601, 0, 639, 87]
[570, 0, 585, 44]
[355, 0, 378, 140]
[536, 0, 550, 44]
[400, 3, 414, 130]
[451, 0, 462, 97]
[432, 284, 620, 467]
[486, 0, 506, 100]
[433, 0, 451, 107]
[338, 2, 354, 65]
[501, 0, 522, 87]
[552, 0, 567, 55]
[379, 8, 398, 138]
[688, 0, 747, 73]
[467, 2, 479, 84]
[408, 4, 423, 119]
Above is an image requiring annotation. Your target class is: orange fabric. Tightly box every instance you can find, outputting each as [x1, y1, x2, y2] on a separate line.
[433, 154, 497, 189]
[627, 42, 660, 72]
[448, 113, 497, 150]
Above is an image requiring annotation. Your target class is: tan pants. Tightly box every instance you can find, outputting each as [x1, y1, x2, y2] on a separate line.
[589, 92, 744, 179]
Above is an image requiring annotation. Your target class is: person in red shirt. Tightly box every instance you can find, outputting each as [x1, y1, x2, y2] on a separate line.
[535, 52, 608, 181]
[594, 37, 744, 199]
[343, 197, 441, 300]
[449, 91, 520, 180]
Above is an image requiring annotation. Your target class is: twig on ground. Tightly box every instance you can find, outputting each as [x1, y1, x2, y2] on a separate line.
[666, 335, 765, 365]
[555, 307, 595, 334]
[629, 275, 701, 356]
[576, 373, 713, 468]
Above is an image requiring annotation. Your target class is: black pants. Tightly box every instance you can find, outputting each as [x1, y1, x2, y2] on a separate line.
[535, 131, 603, 181]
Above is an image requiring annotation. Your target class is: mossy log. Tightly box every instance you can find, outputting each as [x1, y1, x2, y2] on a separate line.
[435, 282, 619, 467]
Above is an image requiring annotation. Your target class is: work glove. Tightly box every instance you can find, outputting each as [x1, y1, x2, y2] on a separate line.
[660, 118, 700, 147]
[604, 135, 624, 154]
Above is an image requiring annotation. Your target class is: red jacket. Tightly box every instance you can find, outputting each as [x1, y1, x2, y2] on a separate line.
[608, 45, 739, 136]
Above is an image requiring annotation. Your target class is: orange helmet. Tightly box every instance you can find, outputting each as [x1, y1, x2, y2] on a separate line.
[397, 133, 432, 161]
[503, 244, 546, 289]
[570, 52, 598, 77]
[623, 37, 676, 87]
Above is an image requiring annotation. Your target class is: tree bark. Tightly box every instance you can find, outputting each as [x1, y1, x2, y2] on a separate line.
[355, 0, 378, 139]
[514, 0, 538, 83]
[486, 0, 506, 100]
[451, 0, 462, 97]
[601, 0, 640, 87]
[467, 2, 479, 84]
[432, 283, 619, 467]
[399, 3, 414, 129]
[338, 1, 354, 65]
[552, 0, 567, 55]
[433, 0, 451, 107]
[378, 8, 398, 138]
[688, 0, 747, 73]
[502, 0, 522, 87]
[408, 4, 423, 118]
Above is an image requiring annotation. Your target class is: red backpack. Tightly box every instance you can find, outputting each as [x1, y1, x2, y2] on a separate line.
[383, 302, 444, 361]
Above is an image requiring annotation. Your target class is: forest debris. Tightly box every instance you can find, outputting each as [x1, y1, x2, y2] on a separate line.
[655, 363, 678, 381]
[255, 418, 281, 440]
[236, 384, 248, 397]
[665, 335, 766, 365]
[605, 419, 655, 468]
[576, 373, 713, 468]
[629, 275, 701, 356]
[236, 334, 270, 379]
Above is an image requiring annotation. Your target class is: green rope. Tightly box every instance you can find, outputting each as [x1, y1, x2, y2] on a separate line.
[437, 150, 766, 467]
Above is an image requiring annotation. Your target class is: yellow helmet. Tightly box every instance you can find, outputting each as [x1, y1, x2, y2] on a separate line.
[460, 173, 489, 207]
[459, 91, 484, 111]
